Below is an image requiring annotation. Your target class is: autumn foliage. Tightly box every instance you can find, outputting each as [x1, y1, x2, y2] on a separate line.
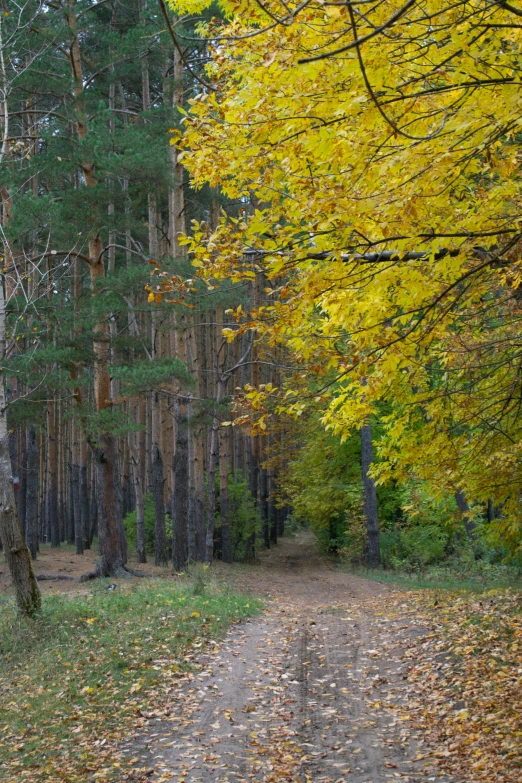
[167, 0, 522, 554]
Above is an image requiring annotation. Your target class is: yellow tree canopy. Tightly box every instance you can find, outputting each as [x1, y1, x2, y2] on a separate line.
[168, 0, 522, 551]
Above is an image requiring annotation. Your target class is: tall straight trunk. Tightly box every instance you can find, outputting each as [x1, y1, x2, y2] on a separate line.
[80, 462, 90, 549]
[134, 399, 147, 563]
[187, 317, 206, 562]
[268, 470, 277, 545]
[57, 396, 66, 541]
[85, 239, 128, 576]
[19, 430, 27, 536]
[113, 452, 128, 564]
[218, 426, 232, 563]
[205, 377, 226, 562]
[25, 428, 39, 561]
[131, 450, 146, 564]
[152, 444, 167, 566]
[0, 279, 41, 616]
[259, 464, 270, 548]
[361, 424, 380, 568]
[67, 445, 75, 545]
[277, 506, 285, 538]
[38, 431, 45, 548]
[89, 460, 98, 546]
[247, 440, 258, 558]
[47, 399, 59, 547]
[172, 399, 189, 570]
[188, 404, 205, 562]
[66, 0, 128, 578]
[71, 421, 83, 554]
[72, 462, 83, 555]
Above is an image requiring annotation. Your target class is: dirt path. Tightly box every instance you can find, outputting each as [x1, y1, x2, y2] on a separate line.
[126, 534, 455, 783]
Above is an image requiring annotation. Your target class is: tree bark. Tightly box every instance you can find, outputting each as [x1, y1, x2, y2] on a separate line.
[66, 0, 129, 580]
[218, 426, 232, 563]
[205, 377, 226, 562]
[25, 428, 39, 561]
[47, 399, 59, 547]
[259, 464, 270, 549]
[0, 279, 41, 616]
[361, 424, 380, 568]
[72, 462, 83, 555]
[172, 399, 189, 570]
[132, 452, 146, 564]
[152, 443, 167, 566]
[80, 462, 90, 549]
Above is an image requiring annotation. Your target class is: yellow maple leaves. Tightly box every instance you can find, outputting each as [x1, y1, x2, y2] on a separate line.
[166, 0, 522, 552]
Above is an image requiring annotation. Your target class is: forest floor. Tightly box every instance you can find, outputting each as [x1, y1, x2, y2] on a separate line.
[126, 533, 521, 783]
[1, 534, 520, 783]
[0, 545, 170, 595]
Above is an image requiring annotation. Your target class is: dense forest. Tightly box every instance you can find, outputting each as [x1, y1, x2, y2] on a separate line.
[1, 4, 521, 783]
[1, 0, 522, 617]
[0, 0, 295, 614]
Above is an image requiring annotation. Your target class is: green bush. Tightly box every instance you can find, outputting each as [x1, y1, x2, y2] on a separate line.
[216, 471, 262, 560]
[123, 493, 172, 554]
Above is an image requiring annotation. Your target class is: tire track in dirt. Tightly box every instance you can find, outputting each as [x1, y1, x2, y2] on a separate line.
[124, 533, 455, 783]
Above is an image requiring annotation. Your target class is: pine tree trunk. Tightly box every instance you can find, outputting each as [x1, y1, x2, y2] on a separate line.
[132, 402, 147, 564]
[268, 470, 277, 545]
[131, 451, 146, 564]
[80, 462, 90, 550]
[65, 0, 128, 580]
[247, 441, 258, 558]
[72, 462, 83, 555]
[152, 444, 167, 566]
[361, 424, 380, 568]
[0, 279, 41, 617]
[19, 430, 27, 537]
[259, 465, 270, 548]
[172, 399, 189, 570]
[25, 428, 39, 561]
[218, 426, 232, 563]
[47, 400, 59, 547]
[205, 375, 226, 563]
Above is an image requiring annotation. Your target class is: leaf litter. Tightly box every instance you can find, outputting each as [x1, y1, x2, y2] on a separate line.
[126, 534, 520, 783]
[2, 533, 520, 783]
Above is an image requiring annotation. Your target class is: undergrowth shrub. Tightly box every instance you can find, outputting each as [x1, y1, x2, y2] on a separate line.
[215, 471, 262, 560]
[123, 493, 173, 554]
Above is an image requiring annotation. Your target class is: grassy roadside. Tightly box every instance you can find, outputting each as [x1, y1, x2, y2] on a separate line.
[0, 577, 262, 783]
[346, 563, 522, 592]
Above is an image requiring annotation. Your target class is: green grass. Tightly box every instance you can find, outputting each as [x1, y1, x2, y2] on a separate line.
[0, 576, 262, 783]
[347, 563, 522, 592]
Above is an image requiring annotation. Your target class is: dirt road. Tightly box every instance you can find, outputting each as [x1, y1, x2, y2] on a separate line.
[127, 534, 454, 783]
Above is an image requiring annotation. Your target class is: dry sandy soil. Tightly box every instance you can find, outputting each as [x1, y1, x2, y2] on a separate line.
[0, 545, 170, 595]
[124, 534, 455, 783]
